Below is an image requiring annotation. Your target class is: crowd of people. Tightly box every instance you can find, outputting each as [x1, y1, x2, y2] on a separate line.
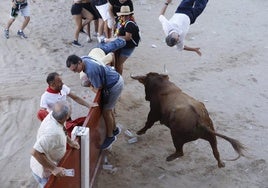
[70, 0, 141, 75]
[2, 0, 209, 187]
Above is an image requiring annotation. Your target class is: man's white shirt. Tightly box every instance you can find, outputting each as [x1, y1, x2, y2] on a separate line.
[40, 84, 70, 112]
[159, 14, 190, 51]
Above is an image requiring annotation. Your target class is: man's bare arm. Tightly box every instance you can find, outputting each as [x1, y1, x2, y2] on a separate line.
[160, 0, 172, 15]
[68, 92, 98, 108]
[184, 45, 202, 56]
[31, 149, 65, 177]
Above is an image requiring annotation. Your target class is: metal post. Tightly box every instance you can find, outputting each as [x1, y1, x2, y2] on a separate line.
[71, 126, 90, 188]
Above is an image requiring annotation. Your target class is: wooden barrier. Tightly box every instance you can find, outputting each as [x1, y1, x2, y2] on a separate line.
[45, 91, 106, 188]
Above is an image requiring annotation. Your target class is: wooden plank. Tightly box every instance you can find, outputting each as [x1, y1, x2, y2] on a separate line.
[45, 91, 105, 188]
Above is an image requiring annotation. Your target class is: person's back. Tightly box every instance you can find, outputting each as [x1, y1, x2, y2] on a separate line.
[82, 56, 119, 89]
[118, 20, 140, 49]
[30, 101, 80, 187]
[31, 112, 67, 169]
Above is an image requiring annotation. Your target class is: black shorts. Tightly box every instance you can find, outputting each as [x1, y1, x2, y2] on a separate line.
[71, 3, 83, 15]
[81, 2, 101, 20]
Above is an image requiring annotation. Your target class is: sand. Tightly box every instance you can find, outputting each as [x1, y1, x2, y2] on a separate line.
[0, 0, 267, 187]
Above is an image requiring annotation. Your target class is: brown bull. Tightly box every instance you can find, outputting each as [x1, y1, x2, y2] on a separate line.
[131, 72, 246, 168]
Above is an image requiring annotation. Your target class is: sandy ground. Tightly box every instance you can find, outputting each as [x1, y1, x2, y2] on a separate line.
[0, 0, 267, 188]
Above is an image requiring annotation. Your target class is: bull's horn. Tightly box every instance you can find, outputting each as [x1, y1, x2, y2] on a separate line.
[130, 73, 136, 78]
[130, 73, 140, 79]
[164, 64, 168, 74]
[130, 73, 146, 84]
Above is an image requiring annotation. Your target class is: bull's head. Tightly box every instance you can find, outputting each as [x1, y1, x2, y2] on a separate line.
[131, 72, 169, 101]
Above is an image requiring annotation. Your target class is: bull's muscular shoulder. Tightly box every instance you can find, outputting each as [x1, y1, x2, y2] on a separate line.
[159, 83, 182, 95]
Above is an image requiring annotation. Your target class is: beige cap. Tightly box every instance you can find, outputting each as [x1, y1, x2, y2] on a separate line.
[88, 48, 113, 65]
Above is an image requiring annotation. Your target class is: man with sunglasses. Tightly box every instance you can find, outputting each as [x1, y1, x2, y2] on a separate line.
[159, 0, 208, 56]
[66, 54, 123, 150]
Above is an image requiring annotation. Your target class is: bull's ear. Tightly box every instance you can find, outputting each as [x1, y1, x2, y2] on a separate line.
[131, 74, 146, 84]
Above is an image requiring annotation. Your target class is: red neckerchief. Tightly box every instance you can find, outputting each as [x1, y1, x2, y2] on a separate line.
[46, 87, 61, 95]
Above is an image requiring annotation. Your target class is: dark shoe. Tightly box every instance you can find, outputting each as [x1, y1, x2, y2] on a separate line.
[72, 40, 82, 47]
[4, 29, 9, 39]
[86, 36, 92, 43]
[17, 30, 27, 39]
[80, 28, 87, 34]
[101, 136, 117, 150]
[113, 126, 121, 136]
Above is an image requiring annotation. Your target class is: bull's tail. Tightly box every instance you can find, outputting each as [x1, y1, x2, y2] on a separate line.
[202, 126, 247, 161]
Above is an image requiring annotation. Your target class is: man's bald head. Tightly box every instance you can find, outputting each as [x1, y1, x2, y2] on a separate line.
[52, 101, 71, 123]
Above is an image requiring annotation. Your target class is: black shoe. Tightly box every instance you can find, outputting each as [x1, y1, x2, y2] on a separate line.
[4, 29, 9, 39]
[72, 40, 82, 47]
[80, 28, 87, 34]
[113, 126, 121, 136]
[17, 30, 27, 39]
[101, 136, 117, 150]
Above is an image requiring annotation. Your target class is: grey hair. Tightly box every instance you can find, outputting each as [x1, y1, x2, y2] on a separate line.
[165, 34, 177, 47]
[52, 101, 71, 121]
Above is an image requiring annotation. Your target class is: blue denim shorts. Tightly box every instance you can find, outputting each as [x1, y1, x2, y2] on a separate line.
[120, 47, 135, 57]
[98, 37, 126, 54]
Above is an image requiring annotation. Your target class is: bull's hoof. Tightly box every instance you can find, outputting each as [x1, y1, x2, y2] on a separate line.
[218, 161, 225, 168]
[136, 129, 146, 135]
[166, 153, 183, 162]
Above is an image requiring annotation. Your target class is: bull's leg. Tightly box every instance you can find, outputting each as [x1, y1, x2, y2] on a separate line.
[166, 130, 184, 161]
[137, 110, 159, 135]
[205, 134, 225, 168]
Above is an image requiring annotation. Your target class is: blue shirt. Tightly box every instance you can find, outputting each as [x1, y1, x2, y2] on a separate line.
[82, 56, 119, 89]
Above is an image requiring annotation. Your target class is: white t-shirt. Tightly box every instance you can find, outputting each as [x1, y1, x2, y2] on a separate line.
[159, 14, 190, 51]
[40, 85, 71, 112]
[30, 112, 67, 178]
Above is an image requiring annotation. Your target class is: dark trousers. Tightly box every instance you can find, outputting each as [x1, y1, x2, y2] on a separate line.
[175, 0, 208, 24]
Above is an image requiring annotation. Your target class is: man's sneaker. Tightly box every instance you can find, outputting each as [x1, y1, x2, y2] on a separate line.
[4, 29, 9, 39]
[72, 40, 82, 48]
[17, 30, 27, 39]
[97, 35, 105, 43]
[113, 126, 121, 136]
[101, 136, 117, 150]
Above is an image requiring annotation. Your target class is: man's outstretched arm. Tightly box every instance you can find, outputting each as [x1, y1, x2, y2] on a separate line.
[160, 0, 172, 15]
[184, 45, 202, 56]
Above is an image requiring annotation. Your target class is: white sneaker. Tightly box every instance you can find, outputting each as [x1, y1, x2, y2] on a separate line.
[97, 35, 105, 43]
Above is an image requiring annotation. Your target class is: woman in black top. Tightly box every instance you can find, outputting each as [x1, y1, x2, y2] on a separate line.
[105, 5, 140, 75]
